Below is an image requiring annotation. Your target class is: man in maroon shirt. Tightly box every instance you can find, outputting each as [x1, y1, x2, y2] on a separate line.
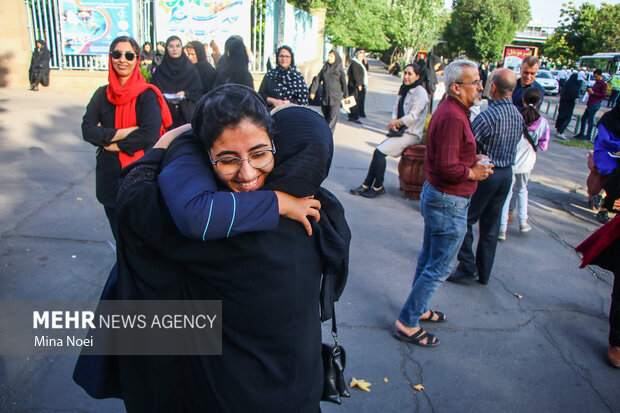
[576, 69, 608, 140]
[395, 60, 493, 347]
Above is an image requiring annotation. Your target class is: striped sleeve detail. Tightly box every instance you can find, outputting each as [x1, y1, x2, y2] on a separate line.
[226, 193, 237, 238]
[201, 199, 215, 241]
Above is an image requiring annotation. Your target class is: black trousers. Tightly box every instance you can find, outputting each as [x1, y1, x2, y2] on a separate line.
[455, 166, 512, 282]
[347, 86, 365, 120]
[321, 104, 340, 133]
[363, 149, 387, 188]
[555, 98, 575, 134]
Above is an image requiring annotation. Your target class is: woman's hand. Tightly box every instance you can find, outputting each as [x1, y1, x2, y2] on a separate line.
[177, 91, 186, 97]
[267, 97, 290, 108]
[387, 118, 403, 132]
[275, 191, 321, 236]
[154, 124, 192, 150]
[103, 143, 120, 152]
[309, 93, 315, 100]
[111, 126, 139, 142]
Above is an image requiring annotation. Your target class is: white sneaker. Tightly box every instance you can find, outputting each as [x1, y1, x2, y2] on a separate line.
[498, 231, 506, 241]
[519, 222, 532, 233]
[556, 132, 568, 140]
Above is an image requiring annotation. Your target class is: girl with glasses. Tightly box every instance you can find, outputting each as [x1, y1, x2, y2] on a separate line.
[75, 85, 350, 412]
[81, 36, 172, 241]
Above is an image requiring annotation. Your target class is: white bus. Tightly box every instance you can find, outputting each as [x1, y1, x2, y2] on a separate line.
[579, 53, 620, 75]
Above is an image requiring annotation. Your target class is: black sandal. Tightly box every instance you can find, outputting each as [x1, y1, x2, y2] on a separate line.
[394, 327, 440, 347]
[419, 310, 447, 323]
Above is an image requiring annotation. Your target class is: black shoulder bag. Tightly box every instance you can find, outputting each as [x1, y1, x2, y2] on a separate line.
[321, 302, 350, 404]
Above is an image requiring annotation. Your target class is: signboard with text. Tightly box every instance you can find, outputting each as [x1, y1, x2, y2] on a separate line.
[154, 0, 251, 51]
[60, 0, 135, 55]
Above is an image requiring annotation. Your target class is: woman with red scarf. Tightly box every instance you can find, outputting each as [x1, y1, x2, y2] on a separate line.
[82, 36, 172, 241]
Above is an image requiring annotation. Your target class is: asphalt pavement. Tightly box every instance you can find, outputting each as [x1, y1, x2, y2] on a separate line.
[0, 60, 618, 412]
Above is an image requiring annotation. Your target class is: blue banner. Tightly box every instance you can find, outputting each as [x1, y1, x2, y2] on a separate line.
[60, 0, 135, 55]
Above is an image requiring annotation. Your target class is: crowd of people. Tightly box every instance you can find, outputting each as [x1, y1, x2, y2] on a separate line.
[71, 33, 620, 411]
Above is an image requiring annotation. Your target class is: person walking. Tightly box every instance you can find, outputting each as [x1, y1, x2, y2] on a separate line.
[213, 36, 254, 89]
[499, 87, 550, 241]
[449, 69, 524, 285]
[349, 63, 428, 198]
[575, 69, 607, 141]
[347, 48, 367, 124]
[28, 39, 50, 91]
[309, 50, 347, 133]
[555, 73, 580, 140]
[394, 60, 493, 347]
[512, 55, 545, 110]
[81, 36, 172, 241]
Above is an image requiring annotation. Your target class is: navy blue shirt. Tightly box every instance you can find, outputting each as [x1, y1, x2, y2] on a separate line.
[158, 150, 279, 240]
[472, 98, 524, 168]
[512, 79, 546, 109]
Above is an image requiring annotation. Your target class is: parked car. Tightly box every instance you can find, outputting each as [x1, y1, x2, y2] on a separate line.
[536, 70, 559, 95]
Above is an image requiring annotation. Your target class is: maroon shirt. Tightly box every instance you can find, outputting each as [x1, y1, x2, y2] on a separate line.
[587, 79, 608, 106]
[424, 96, 478, 197]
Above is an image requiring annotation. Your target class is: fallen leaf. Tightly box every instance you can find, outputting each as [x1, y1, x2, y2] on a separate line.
[514, 293, 523, 299]
[76, 197, 83, 201]
[350, 377, 372, 392]
[413, 384, 424, 391]
[384, 377, 388, 383]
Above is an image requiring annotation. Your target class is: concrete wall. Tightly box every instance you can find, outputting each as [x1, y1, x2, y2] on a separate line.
[0, 0, 33, 87]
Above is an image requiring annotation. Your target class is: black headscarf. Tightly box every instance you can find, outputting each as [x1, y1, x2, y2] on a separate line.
[598, 102, 620, 138]
[149, 36, 202, 95]
[141, 42, 155, 61]
[422, 54, 441, 94]
[265, 46, 309, 104]
[190, 40, 216, 93]
[396, 63, 424, 119]
[561, 73, 580, 102]
[324, 49, 343, 75]
[213, 37, 254, 89]
[265, 106, 351, 320]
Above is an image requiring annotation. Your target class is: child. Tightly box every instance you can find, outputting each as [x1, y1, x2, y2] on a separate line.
[499, 87, 549, 240]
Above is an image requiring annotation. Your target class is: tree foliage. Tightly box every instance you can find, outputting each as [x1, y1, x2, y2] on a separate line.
[323, 0, 391, 50]
[546, 2, 620, 61]
[385, 0, 445, 62]
[443, 0, 530, 62]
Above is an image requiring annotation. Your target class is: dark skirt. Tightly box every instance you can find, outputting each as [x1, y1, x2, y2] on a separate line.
[555, 98, 576, 133]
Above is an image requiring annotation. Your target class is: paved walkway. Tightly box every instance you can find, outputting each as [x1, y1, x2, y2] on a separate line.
[0, 61, 618, 412]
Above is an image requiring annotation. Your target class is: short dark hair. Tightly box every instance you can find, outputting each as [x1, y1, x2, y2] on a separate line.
[192, 84, 274, 151]
[496, 61, 504, 68]
[594, 69, 603, 76]
[522, 55, 539, 67]
[109, 36, 140, 57]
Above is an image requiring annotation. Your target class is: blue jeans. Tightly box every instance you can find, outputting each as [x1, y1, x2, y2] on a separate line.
[579, 103, 601, 139]
[398, 182, 470, 327]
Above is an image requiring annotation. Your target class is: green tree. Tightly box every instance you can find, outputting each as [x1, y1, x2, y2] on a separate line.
[543, 32, 573, 63]
[443, 0, 530, 62]
[323, 0, 391, 50]
[385, 0, 445, 63]
[553, 2, 620, 59]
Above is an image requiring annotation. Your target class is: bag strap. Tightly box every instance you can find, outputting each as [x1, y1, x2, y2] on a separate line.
[331, 302, 339, 347]
[523, 125, 538, 152]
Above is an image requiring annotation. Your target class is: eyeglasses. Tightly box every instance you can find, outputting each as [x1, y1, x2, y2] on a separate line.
[110, 50, 136, 61]
[209, 145, 276, 175]
[456, 80, 482, 86]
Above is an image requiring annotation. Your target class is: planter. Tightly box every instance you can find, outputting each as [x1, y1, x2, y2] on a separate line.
[398, 144, 426, 199]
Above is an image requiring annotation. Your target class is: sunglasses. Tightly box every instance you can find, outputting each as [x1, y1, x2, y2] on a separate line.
[110, 50, 136, 61]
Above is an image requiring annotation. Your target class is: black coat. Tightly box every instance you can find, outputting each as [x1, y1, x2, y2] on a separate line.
[81, 86, 162, 207]
[29, 42, 50, 86]
[310, 54, 347, 107]
[347, 60, 365, 90]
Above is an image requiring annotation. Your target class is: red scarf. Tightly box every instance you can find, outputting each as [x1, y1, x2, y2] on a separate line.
[106, 55, 172, 168]
[575, 213, 620, 268]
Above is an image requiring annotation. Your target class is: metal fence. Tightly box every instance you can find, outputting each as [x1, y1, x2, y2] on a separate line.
[25, 0, 152, 71]
[25, 0, 274, 72]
